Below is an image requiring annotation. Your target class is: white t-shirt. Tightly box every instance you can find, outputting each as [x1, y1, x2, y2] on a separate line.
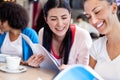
[89, 36, 120, 80]
[1, 32, 22, 57]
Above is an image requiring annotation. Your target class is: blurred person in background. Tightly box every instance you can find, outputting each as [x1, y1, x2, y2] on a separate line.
[75, 13, 99, 40]
[75, 13, 89, 31]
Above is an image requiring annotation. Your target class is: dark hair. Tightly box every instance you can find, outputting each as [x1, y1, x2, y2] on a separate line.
[0, 2, 29, 30]
[35, 9, 47, 33]
[43, 0, 72, 64]
[43, 0, 71, 17]
[76, 13, 87, 21]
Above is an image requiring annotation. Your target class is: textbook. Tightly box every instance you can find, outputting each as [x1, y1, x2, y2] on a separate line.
[54, 64, 104, 80]
[32, 44, 60, 71]
[21, 34, 60, 71]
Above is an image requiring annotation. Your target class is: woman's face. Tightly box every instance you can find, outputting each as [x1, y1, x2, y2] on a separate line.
[46, 8, 71, 37]
[84, 0, 118, 35]
[0, 20, 10, 32]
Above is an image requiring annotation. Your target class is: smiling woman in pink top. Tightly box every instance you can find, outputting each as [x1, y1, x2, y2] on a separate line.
[38, 0, 92, 70]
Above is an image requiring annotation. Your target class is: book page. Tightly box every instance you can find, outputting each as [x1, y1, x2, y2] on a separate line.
[33, 44, 60, 71]
[21, 33, 60, 71]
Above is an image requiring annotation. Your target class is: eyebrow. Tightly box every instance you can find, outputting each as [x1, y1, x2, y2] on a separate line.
[92, 6, 98, 12]
[84, 5, 97, 14]
[50, 14, 68, 18]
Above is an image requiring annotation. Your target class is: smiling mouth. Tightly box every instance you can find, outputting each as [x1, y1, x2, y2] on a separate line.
[56, 27, 65, 31]
[97, 22, 104, 28]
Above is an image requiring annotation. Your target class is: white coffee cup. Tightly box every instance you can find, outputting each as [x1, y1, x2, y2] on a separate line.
[6, 56, 21, 70]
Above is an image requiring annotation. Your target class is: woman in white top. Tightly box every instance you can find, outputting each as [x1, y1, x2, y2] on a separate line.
[84, 0, 120, 80]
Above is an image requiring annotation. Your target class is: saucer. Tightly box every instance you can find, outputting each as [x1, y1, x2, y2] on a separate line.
[0, 65, 27, 73]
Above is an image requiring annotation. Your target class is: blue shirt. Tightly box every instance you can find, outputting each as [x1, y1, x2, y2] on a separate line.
[0, 27, 39, 61]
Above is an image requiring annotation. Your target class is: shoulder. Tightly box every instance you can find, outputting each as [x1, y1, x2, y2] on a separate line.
[71, 24, 89, 34]
[38, 27, 44, 35]
[22, 27, 37, 34]
[38, 27, 44, 38]
[0, 33, 7, 46]
[22, 27, 39, 43]
[75, 25, 91, 40]
[0, 32, 7, 40]
[93, 36, 106, 46]
[91, 36, 107, 50]
[22, 27, 38, 37]
[0, 32, 6, 36]
[72, 25, 92, 48]
[90, 36, 106, 52]
[75, 24, 88, 33]
[38, 27, 44, 44]
[89, 36, 107, 60]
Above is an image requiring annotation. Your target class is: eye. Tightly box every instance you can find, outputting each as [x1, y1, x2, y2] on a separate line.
[51, 18, 57, 21]
[62, 17, 67, 20]
[94, 10, 100, 14]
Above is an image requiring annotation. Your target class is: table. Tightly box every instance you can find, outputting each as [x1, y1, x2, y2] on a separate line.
[0, 63, 56, 80]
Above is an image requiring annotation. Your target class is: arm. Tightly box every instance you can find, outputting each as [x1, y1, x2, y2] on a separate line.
[22, 27, 39, 43]
[76, 28, 92, 65]
[22, 27, 44, 67]
[89, 56, 97, 69]
[59, 28, 92, 70]
[21, 54, 44, 67]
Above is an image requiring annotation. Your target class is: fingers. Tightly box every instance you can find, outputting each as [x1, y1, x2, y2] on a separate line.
[58, 64, 70, 70]
[20, 60, 28, 66]
[27, 54, 44, 67]
[29, 55, 44, 67]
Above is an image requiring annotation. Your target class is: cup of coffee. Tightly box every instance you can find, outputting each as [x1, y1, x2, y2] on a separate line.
[6, 56, 21, 70]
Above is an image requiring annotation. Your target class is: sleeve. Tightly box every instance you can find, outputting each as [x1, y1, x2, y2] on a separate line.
[22, 27, 39, 43]
[38, 28, 44, 44]
[88, 39, 101, 60]
[0, 33, 6, 48]
[22, 27, 39, 61]
[76, 28, 92, 65]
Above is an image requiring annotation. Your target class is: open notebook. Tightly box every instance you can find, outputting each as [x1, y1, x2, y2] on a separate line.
[21, 34, 60, 71]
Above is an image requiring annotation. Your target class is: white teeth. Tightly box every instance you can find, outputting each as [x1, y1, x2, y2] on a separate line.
[97, 22, 103, 28]
[56, 28, 63, 31]
[56, 27, 64, 31]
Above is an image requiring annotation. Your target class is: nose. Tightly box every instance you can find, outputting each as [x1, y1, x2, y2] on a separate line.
[57, 19, 63, 27]
[90, 15, 98, 25]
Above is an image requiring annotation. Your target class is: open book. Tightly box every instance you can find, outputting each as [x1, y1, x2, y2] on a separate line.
[32, 44, 60, 71]
[21, 34, 60, 71]
[54, 64, 104, 80]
